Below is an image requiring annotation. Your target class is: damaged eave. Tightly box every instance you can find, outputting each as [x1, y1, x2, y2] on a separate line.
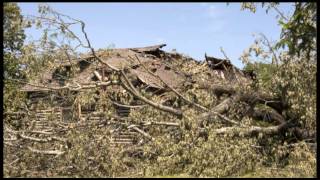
[130, 44, 166, 53]
[204, 53, 233, 69]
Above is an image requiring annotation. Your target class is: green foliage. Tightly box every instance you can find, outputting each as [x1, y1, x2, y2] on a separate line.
[243, 62, 277, 89]
[241, 2, 316, 59]
[276, 3, 316, 58]
[3, 3, 28, 113]
[241, 2, 316, 132]
[239, 3, 316, 177]
[4, 3, 27, 79]
[188, 134, 260, 177]
[272, 53, 316, 131]
[4, 3, 26, 53]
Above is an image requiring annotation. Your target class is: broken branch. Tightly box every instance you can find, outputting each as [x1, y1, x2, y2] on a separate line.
[214, 121, 289, 137]
[127, 125, 154, 141]
[131, 55, 208, 112]
[120, 70, 183, 118]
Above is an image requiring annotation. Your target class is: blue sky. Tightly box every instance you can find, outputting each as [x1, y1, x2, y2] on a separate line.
[18, 3, 294, 69]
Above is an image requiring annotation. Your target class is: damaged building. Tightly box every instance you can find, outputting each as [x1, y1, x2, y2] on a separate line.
[19, 44, 252, 147]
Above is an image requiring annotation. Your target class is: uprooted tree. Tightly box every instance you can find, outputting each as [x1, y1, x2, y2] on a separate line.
[3, 3, 316, 177]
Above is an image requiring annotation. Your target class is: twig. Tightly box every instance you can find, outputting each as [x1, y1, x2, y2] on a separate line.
[112, 101, 147, 109]
[220, 47, 230, 61]
[127, 125, 154, 141]
[214, 112, 241, 126]
[220, 47, 241, 83]
[9, 158, 20, 166]
[272, 6, 289, 21]
[142, 121, 180, 127]
[260, 33, 280, 66]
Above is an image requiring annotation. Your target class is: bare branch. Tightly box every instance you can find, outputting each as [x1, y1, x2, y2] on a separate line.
[260, 33, 280, 66]
[214, 121, 289, 136]
[27, 147, 65, 156]
[220, 47, 230, 60]
[111, 101, 147, 109]
[127, 125, 154, 141]
[272, 6, 289, 21]
[7, 78, 118, 92]
[130, 55, 208, 112]
[142, 121, 180, 127]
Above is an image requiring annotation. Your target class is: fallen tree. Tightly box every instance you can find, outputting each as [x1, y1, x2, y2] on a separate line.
[4, 3, 316, 178]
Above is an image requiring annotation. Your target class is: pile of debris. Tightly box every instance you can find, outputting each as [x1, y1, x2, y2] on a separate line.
[4, 44, 316, 178]
[17, 44, 252, 147]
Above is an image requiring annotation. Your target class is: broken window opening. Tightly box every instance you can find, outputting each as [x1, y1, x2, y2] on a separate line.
[79, 59, 91, 71]
[61, 107, 74, 122]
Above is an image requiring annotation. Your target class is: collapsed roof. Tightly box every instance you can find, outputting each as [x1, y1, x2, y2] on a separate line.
[21, 44, 251, 92]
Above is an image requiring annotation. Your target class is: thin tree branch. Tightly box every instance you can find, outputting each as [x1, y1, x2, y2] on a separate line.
[214, 121, 289, 137]
[130, 55, 208, 112]
[127, 125, 154, 141]
[119, 70, 183, 117]
[111, 101, 147, 109]
[27, 147, 65, 155]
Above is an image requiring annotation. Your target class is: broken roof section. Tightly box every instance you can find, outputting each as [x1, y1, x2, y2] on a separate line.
[21, 44, 250, 92]
[21, 44, 183, 92]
